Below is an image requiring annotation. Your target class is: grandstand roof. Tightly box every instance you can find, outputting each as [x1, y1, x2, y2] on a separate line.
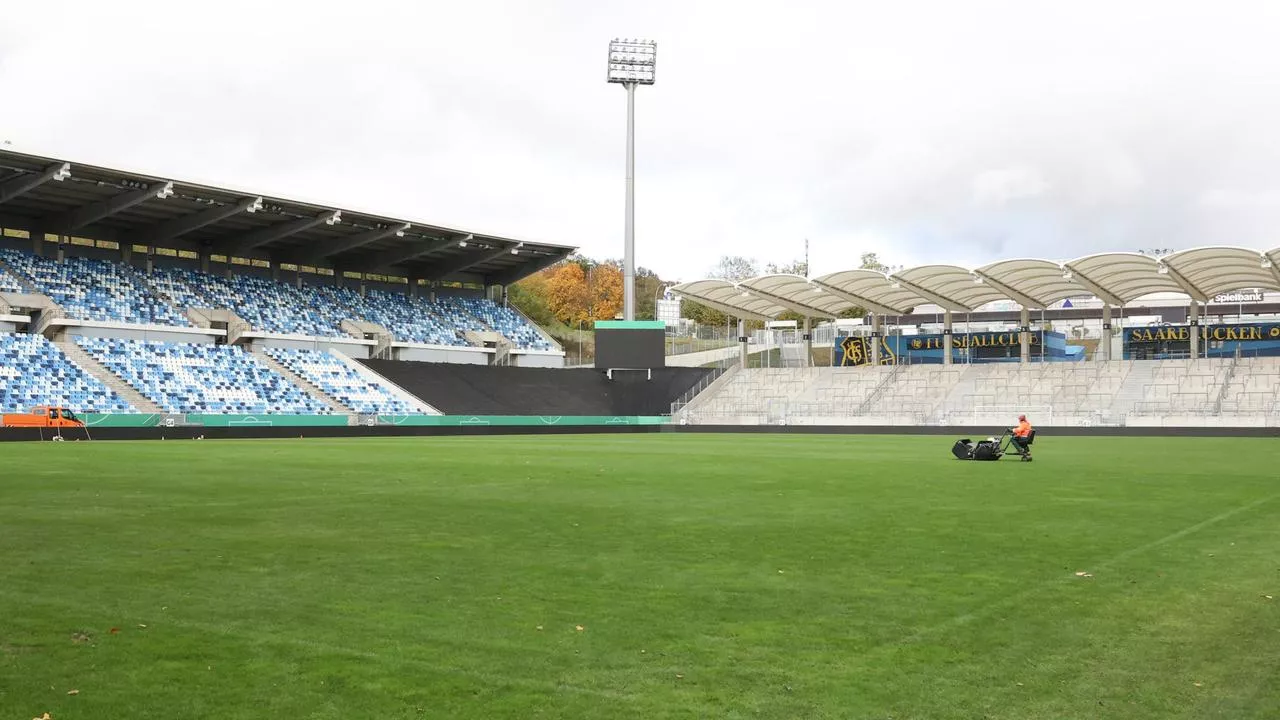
[0, 148, 574, 286]
[675, 245, 1280, 319]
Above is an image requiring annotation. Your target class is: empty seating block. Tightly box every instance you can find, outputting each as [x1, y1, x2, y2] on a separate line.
[1, 249, 556, 351]
[439, 296, 553, 351]
[0, 333, 133, 413]
[264, 347, 421, 415]
[77, 337, 328, 414]
[149, 267, 351, 337]
[0, 249, 190, 327]
[0, 266, 24, 294]
[339, 288, 467, 347]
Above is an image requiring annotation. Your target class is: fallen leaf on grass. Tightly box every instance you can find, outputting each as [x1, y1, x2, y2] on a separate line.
[137, 624, 147, 629]
[1194, 682, 1203, 688]
[33, 714, 51, 720]
[535, 626, 543, 631]
[66, 690, 78, 696]
[1074, 571, 1094, 578]
[1264, 595, 1274, 600]
[109, 628, 120, 635]
[575, 625, 585, 632]
[675, 674, 684, 680]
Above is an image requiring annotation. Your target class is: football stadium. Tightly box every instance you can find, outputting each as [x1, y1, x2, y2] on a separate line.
[2, 145, 1279, 719]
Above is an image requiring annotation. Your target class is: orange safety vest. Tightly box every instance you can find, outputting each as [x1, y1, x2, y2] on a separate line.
[1014, 420, 1032, 437]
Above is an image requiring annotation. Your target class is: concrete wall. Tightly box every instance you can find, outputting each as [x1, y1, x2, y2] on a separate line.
[394, 345, 490, 364]
[247, 336, 373, 359]
[63, 325, 221, 344]
[512, 352, 565, 368]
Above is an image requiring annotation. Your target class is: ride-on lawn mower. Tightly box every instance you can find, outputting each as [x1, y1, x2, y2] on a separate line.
[952, 428, 1036, 461]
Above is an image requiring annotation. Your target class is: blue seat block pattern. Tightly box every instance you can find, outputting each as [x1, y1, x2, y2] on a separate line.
[264, 347, 421, 415]
[0, 248, 190, 327]
[0, 332, 134, 413]
[76, 336, 329, 415]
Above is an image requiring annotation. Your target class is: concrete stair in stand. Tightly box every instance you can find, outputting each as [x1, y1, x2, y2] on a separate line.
[54, 339, 163, 414]
[249, 347, 356, 414]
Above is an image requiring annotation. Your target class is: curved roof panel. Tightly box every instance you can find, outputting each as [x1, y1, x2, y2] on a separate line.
[892, 264, 1009, 312]
[1062, 252, 1187, 304]
[810, 269, 923, 315]
[974, 258, 1095, 308]
[1162, 246, 1280, 298]
[669, 279, 785, 320]
[679, 245, 1280, 317]
[738, 274, 855, 318]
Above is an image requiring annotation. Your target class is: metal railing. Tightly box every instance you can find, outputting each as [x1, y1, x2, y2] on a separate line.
[669, 365, 733, 416]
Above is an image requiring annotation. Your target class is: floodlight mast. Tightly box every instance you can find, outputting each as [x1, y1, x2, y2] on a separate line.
[607, 38, 656, 321]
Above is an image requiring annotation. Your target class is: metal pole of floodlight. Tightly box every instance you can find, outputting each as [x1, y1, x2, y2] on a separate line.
[607, 38, 657, 321]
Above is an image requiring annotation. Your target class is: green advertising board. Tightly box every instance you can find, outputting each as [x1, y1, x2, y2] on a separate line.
[80, 414, 670, 429]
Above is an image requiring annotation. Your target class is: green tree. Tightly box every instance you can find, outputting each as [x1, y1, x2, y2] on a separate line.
[711, 255, 760, 282]
[633, 267, 665, 321]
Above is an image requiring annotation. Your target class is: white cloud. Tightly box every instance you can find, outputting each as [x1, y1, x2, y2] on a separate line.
[2, 0, 1279, 280]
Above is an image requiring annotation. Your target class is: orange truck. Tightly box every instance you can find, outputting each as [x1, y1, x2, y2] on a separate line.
[1, 406, 85, 428]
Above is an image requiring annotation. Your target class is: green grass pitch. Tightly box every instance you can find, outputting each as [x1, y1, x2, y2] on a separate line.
[2, 434, 1278, 719]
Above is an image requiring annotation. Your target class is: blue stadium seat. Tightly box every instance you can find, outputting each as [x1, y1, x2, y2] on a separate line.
[149, 267, 351, 337]
[442, 296, 553, 351]
[0, 249, 190, 327]
[1, 249, 554, 352]
[76, 337, 329, 415]
[0, 333, 134, 413]
[0, 266, 24, 294]
[335, 287, 468, 347]
[264, 347, 422, 415]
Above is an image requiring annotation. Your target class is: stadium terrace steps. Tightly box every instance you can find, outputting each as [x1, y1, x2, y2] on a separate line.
[54, 338, 162, 414]
[1107, 361, 1156, 421]
[677, 359, 1280, 427]
[249, 347, 355, 414]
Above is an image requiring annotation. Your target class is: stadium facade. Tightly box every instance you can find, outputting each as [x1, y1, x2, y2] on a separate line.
[3, 147, 1280, 432]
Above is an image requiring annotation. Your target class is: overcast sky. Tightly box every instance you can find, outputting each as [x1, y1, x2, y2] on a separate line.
[3, 0, 1279, 281]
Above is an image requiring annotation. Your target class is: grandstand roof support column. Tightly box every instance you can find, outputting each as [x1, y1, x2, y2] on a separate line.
[738, 319, 748, 369]
[871, 314, 882, 366]
[1020, 307, 1030, 364]
[1189, 301, 1200, 362]
[943, 310, 954, 366]
[199, 250, 210, 274]
[29, 222, 46, 256]
[1100, 305, 1112, 362]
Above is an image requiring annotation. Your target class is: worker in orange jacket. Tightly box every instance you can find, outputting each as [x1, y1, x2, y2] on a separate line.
[1011, 414, 1033, 456]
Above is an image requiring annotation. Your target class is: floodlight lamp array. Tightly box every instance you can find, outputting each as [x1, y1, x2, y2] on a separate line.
[607, 38, 657, 85]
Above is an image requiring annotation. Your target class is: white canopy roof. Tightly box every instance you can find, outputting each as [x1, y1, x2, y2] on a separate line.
[672, 245, 1280, 319]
